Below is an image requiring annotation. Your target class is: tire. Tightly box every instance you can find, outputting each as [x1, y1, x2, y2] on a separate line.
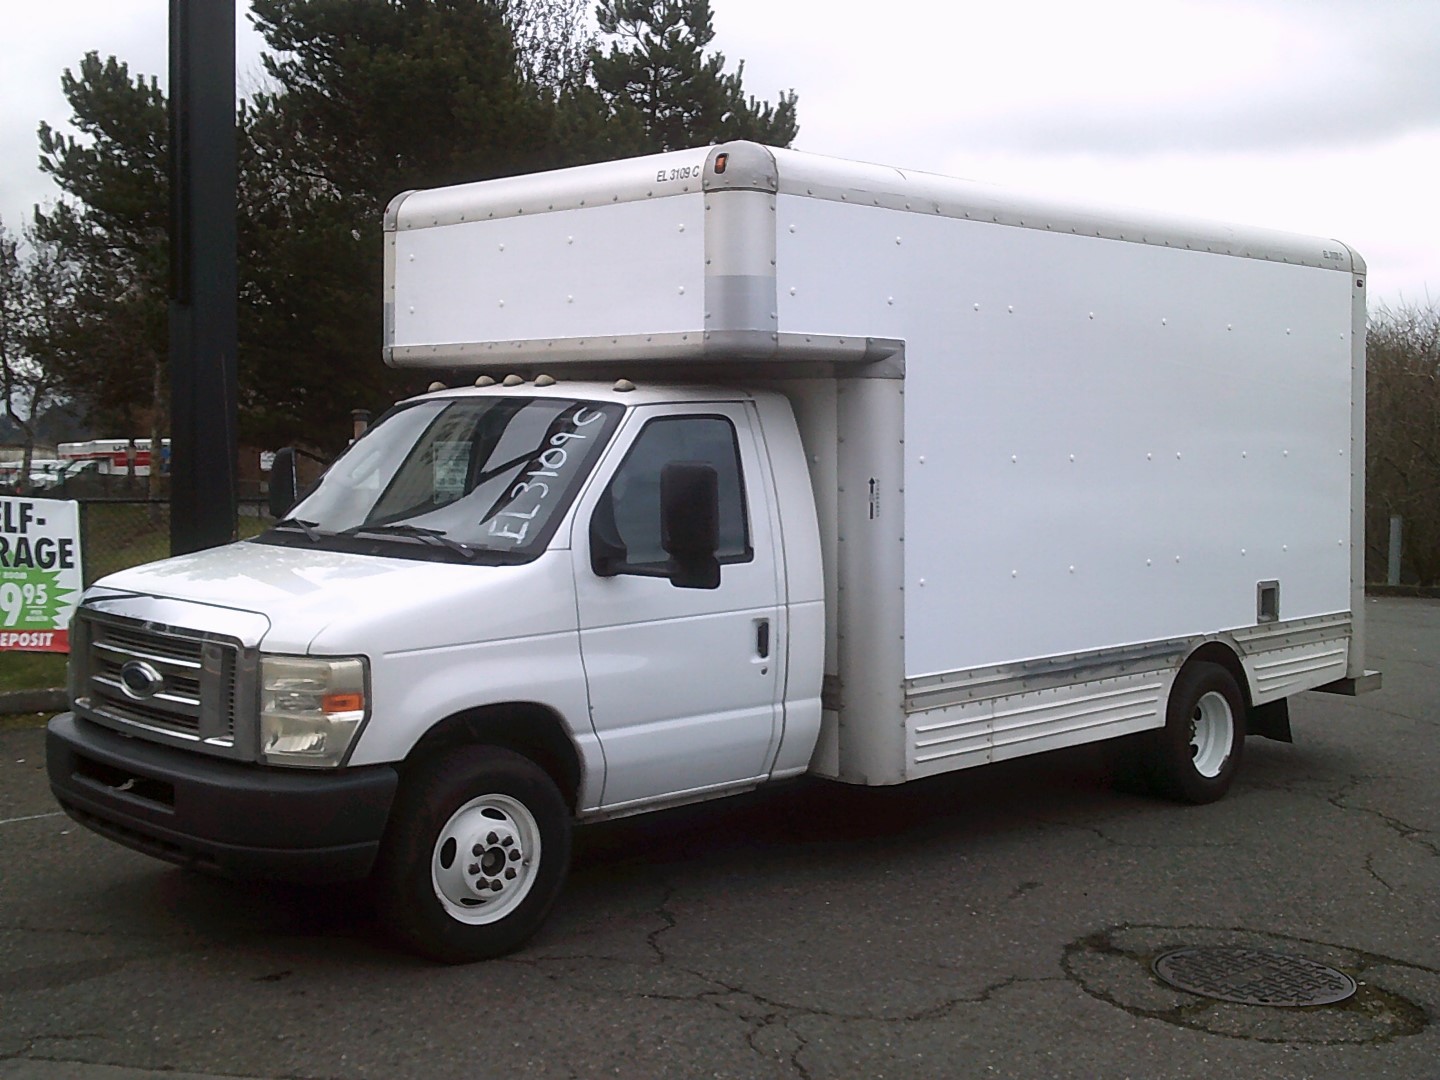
[374, 746, 572, 963]
[1148, 661, 1246, 804]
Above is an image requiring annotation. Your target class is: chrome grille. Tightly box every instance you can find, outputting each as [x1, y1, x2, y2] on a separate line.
[77, 614, 240, 752]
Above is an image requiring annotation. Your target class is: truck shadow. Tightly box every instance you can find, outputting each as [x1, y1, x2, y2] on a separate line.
[134, 743, 1119, 961]
[569, 730, 1343, 874]
[134, 737, 1324, 964]
[575, 743, 1119, 865]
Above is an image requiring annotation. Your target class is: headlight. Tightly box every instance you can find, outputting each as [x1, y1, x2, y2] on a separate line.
[260, 656, 369, 768]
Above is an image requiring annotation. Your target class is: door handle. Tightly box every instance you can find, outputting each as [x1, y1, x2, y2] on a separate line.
[756, 619, 770, 659]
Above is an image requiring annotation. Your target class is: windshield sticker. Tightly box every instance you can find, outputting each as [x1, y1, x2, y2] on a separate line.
[432, 440, 470, 501]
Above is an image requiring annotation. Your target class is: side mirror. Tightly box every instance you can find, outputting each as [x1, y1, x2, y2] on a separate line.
[661, 461, 720, 589]
[268, 447, 299, 519]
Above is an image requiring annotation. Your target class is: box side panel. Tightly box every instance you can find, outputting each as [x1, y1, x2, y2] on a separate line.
[774, 195, 1355, 679]
[390, 195, 706, 352]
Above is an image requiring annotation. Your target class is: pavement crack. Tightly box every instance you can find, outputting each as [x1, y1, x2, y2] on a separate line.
[707, 972, 1064, 1026]
[905, 975, 1068, 1022]
[1327, 784, 1440, 857]
[1020, 817, 1118, 846]
[784, 1018, 813, 1080]
[0, 923, 115, 939]
[18, 1054, 338, 1080]
[8, 1033, 110, 1055]
[1363, 854, 1396, 893]
[645, 882, 680, 964]
[1023, 815, 1240, 851]
[739, 1009, 810, 1079]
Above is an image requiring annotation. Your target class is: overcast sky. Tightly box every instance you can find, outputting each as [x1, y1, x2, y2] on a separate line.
[1, 0, 1435, 306]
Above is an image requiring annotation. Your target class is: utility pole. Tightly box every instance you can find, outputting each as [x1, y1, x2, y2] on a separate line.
[168, 0, 238, 554]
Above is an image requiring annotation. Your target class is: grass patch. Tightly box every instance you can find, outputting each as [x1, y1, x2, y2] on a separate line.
[0, 652, 67, 693]
[0, 711, 51, 731]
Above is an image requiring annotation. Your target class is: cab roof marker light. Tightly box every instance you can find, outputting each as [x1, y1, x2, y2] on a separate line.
[534, 374, 556, 386]
[613, 379, 637, 392]
[427, 381, 447, 392]
[475, 375, 496, 387]
[503, 374, 525, 387]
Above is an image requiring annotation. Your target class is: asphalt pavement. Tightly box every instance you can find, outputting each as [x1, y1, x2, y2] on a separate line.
[0, 597, 1436, 1079]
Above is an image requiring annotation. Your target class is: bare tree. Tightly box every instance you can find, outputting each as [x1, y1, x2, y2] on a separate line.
[1366, 299, 1440, 584]
[0, 221, 71, 490]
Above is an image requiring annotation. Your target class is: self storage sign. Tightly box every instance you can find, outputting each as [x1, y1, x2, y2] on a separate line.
[0, 497, 81, 652]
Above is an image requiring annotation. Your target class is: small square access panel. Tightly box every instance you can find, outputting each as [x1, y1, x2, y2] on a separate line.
[1256, 580, 1280, 623]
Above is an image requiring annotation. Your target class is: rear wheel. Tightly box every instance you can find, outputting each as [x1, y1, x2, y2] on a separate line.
[375, 746, 571, 962]
[1151, 661, 1246, 804]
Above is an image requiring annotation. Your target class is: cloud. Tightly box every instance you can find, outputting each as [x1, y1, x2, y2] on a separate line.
[0, 4, 268, 227]
[943, 20, 1440, 154]
[719, 0, 1440, 157]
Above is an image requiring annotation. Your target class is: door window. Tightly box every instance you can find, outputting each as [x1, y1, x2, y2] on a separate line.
[593, 416, 751, 574]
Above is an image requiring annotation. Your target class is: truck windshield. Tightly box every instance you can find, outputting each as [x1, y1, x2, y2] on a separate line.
[264, 396, 623, 561]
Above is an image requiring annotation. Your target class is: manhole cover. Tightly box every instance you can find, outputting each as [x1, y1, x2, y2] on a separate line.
[1153, 947, 1357, 1007]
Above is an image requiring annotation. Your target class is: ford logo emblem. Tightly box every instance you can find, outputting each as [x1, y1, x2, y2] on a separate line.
[119, 660, 165, 701]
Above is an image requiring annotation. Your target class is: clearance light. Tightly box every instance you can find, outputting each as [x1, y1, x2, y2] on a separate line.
[714, 153, 729, 175]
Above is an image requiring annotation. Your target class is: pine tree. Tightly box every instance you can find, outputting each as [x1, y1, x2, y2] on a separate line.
[241, 0, 582, 446]
[590, 0, 798, 153]
[31, 53, 169, 458]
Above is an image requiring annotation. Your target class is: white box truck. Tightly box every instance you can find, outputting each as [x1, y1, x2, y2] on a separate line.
[48, 142, 1378, 961]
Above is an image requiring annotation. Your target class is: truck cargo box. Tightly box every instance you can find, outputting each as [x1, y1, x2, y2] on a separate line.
[385, 143, 1365, 785]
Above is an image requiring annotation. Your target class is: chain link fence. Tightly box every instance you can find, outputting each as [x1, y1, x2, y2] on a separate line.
[6, 470, 275, 587]
[76, 498, 273, 586]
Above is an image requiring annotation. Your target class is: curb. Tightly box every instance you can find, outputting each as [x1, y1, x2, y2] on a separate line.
[0, 689, 66, 715]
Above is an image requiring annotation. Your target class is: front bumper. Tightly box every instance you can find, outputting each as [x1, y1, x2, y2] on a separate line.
[47, 713, 398, 882]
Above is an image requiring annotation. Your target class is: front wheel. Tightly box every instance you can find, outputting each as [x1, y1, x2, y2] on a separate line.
[375, 746, 572, 962]
[1150, 661, 1246, 804]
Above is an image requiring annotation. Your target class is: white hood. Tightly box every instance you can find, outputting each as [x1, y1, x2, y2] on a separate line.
[90, 541, 579, 655]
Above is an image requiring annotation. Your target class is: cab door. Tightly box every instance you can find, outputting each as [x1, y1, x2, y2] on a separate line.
[571, 403, 783, 809]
